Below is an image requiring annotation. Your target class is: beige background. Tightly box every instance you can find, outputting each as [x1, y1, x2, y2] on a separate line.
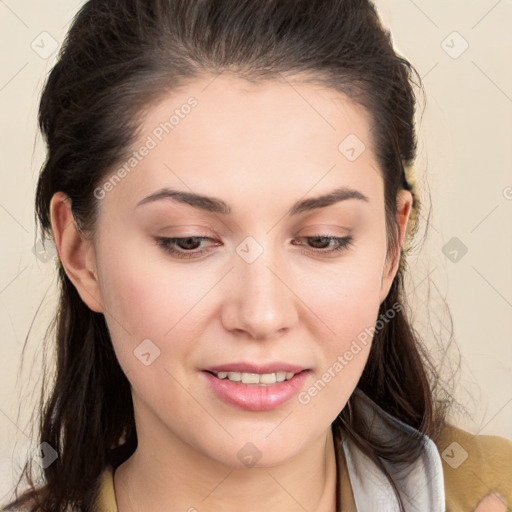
[1, 0, 511, 500]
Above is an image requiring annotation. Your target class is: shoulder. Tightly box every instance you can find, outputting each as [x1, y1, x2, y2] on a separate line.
[432, 422, 512, 512]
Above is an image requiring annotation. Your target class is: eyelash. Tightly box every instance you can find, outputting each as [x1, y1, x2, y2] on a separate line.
[154, 235, 354, 260]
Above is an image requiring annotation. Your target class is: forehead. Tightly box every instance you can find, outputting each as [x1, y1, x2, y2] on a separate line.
[102, 74, 383, 214]
[143, 73, 375, 154]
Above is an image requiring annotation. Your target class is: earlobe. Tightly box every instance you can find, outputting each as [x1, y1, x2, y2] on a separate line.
[49, 192, 104, 313]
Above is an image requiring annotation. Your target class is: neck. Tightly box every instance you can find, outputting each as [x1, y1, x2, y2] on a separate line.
[114, 424, 338, 512]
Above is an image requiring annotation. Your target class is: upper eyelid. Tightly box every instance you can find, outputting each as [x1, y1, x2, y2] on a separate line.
[157, 234, 349, 242]
[156, 234, 352, 249]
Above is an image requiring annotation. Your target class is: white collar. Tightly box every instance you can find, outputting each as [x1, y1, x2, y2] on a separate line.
[341, 390, 445, 511]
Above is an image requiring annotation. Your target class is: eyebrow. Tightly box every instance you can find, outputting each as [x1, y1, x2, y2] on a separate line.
[136, 185, 369, 216]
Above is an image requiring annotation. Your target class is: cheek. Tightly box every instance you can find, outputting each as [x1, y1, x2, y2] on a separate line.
[94, 235, 193, 373]
[298, 255, 384, 339]
[294, 256, 384, 410]
[96, 227, 199, 332]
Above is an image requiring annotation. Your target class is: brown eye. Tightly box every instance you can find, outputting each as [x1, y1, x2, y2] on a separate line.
[307, 236, 333, 249]
[154, 236, 217, 259]
[174, 237, 203, 250]
[293, 235, 353, 254]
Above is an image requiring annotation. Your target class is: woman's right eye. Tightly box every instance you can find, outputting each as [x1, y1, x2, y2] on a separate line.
[154, 236, 217, 259]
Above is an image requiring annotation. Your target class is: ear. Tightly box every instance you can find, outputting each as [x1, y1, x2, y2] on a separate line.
[49, 191, 104, 313]
[379, 189, 413, 303]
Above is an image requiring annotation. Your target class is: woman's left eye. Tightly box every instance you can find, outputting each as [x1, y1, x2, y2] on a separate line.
[293, 235, 354, 254]
[154, 235, 354, 260]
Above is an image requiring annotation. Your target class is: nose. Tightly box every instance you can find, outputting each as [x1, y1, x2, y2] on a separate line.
[221, 245, 299, 340]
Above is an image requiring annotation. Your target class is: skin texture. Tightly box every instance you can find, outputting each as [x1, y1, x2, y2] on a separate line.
[50, 75, 413, 512]
[474, 494, 507, 512]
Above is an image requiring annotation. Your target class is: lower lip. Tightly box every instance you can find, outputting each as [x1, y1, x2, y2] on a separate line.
[201, 370, 310, 411]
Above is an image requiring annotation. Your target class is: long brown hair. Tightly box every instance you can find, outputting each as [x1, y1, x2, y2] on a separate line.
[4, 1, 455, 510]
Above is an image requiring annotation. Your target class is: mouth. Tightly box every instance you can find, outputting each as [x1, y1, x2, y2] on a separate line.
[201, 364, 311, 411]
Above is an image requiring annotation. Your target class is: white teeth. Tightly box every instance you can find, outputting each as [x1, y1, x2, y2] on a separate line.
[241, 373, 260, 384]
[276, 371, 286, 382]
[214, 371, 298, 384]
[259, 373, 277, 384]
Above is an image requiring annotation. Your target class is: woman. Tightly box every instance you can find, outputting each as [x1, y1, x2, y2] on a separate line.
[3, 1, 511, 511]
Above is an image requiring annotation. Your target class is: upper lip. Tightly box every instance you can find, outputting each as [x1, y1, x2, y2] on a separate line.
[203, 362, 308, 374]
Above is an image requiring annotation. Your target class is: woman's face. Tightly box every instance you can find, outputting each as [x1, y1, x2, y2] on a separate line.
[59, 75, 412, 468]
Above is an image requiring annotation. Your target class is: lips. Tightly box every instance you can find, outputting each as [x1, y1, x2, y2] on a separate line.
[201, 362, 311, 411]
